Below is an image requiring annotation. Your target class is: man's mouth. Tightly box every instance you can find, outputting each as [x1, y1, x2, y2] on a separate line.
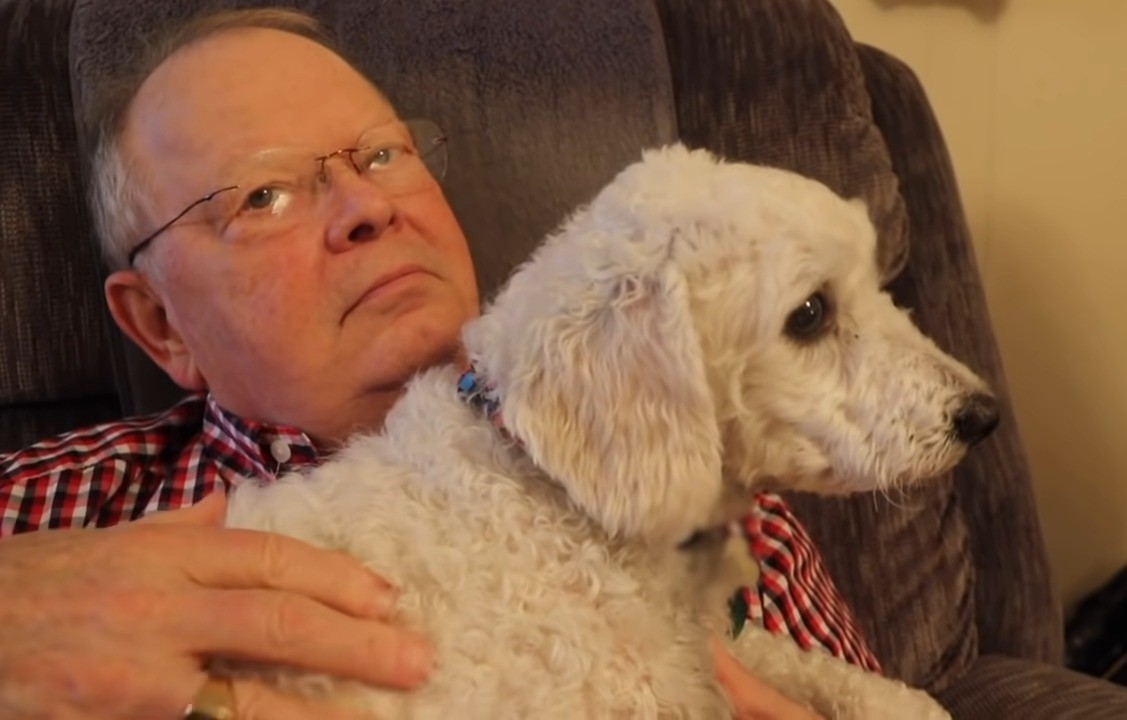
[344, 265, 432, 317]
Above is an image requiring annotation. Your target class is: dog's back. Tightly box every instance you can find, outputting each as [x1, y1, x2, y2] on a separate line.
[226, 365, 731, 718]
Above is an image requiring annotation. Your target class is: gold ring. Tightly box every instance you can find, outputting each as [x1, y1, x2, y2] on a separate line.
[183, 675, 237, 720]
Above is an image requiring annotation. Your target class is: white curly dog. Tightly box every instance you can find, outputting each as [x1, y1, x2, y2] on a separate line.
[224, 144, 999, 719]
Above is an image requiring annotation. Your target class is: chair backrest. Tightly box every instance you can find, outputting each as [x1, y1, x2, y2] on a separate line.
[848, 41, 1062, 671]
[0, 0, 122, 452]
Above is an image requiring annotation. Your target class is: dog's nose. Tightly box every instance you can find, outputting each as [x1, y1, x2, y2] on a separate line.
[952, 393, 1001, 445]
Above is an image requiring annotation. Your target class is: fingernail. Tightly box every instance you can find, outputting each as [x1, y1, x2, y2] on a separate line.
[404, 637, 435, 684]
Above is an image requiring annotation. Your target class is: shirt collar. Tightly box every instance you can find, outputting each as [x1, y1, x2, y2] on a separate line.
[201, 393, 319, 481]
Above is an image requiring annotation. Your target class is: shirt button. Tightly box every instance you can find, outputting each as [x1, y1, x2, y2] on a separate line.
[269, 439, 292, 464]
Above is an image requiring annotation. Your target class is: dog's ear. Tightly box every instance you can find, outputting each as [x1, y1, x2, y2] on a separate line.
[473, 252, 723, 546]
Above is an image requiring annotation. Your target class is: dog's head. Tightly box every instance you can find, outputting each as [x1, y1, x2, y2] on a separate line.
[464, 145, 998, 545]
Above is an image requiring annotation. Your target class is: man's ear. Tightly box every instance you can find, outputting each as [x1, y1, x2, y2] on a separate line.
[104, 270, 206, 391]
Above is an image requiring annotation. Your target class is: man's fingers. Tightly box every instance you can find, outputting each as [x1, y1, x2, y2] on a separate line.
[177, 528, 398, 620]
[226, 676, 371, 720]
[138, 490, 227, 526]
[710, 635, 823, 720]
[710, 634, 746, 687]
[128, 497, 397, 621]
[191, 589, 434, 690]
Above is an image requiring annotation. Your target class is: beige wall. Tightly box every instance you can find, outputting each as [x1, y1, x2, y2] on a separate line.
[828, 0, 1127, 613]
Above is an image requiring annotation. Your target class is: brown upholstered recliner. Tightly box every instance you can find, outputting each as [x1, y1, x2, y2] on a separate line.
[3, 0, 1126, 715]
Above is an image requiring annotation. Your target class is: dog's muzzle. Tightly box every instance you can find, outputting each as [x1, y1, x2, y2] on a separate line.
[952, 393, 1000, 445]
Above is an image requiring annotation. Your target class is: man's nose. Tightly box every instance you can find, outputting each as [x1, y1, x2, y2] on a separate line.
[322, 164, 397, 251]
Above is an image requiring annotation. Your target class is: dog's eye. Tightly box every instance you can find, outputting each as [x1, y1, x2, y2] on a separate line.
[785, 292, 832, 340]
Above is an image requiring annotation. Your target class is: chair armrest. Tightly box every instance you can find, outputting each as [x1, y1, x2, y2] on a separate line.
[935, 654, 1127, 719]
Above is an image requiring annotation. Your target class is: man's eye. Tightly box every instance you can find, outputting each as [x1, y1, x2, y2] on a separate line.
[243, 186, 277, 210]
[366, 145, 406, 169]
[240, 186, 292, 216]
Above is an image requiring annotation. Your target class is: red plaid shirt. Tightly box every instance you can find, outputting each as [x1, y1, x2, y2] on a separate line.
[0, 393, 880, 672]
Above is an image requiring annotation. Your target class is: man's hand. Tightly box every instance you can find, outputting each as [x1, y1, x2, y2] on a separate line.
[0, 491, 433, 720]
[712, 635, 825, 720]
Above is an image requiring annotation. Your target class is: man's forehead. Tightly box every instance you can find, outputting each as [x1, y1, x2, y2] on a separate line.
[123, 26, 396, 202]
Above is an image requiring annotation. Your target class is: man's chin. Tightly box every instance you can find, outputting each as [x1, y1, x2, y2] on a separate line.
[362, 329, 465, 389]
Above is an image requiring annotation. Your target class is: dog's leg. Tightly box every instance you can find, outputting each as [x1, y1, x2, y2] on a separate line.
[725, 626, 951, 720]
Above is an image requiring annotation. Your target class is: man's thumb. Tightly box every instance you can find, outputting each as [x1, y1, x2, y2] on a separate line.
[139, 488, 228, 526]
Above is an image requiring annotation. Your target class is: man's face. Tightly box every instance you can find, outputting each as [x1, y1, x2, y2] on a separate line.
[111, 28, 480, 445]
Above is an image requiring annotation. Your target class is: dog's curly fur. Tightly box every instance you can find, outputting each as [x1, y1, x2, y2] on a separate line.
[224, 145, 994, 718]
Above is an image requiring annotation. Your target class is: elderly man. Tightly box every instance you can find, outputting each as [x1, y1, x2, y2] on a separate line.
[0, 8, 873, 719]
